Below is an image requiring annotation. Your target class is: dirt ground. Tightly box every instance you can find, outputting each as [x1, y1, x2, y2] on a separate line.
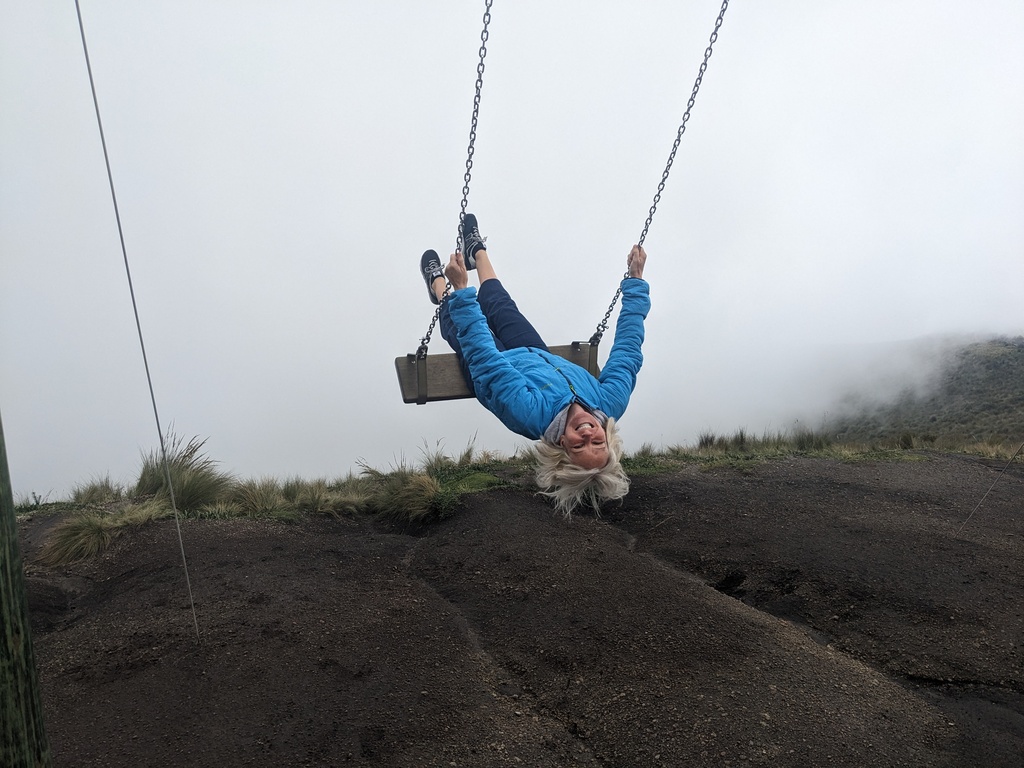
[18, 452, 1024, 767]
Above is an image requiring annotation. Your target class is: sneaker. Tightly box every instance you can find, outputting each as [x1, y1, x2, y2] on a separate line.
[420, 249, 445, 305]
[459, 213, 487, 270]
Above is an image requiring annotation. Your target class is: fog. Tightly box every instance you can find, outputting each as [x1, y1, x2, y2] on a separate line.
[2, 1, 1022, 499]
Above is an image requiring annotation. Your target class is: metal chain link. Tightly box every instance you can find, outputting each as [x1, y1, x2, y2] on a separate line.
[458, 0, 493, 253]
[592, 0, 730, 344]
[419, 0, 494, 356]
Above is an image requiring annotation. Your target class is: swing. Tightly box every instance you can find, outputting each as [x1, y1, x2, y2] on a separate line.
[396, 341, 602, 405]
[397, 0, 731, 405]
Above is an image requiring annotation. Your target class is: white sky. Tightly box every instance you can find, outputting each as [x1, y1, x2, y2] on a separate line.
[2, 1, 1022, 499]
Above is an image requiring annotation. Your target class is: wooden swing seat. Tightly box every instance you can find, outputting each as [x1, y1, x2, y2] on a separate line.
[396, 341, 600, 404]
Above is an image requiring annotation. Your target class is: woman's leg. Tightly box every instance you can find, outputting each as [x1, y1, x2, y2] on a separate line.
[474, 249, 499, 285]
[429, 274, 447, 304]
[437, 282, 477, 396]
[473, 249, 549, 352]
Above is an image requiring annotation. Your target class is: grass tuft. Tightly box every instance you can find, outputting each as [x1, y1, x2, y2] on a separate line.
[38, 499, 169, 565]
[359, 444, 505, 525]
[623, 445, 664, 475]
[697, 430, 717, 450]
[191, 501, 246, 519]
[134, 433, 233, 511]
[295, 478, 333, 514]
[793, 426, 832, 452]
[231, 478, 298, 521]
[71, 475, 125, 505]
[39, 512, 116, 565]
[15, 491, 52, 515]
[730, 428, 749, 451]
[364, 466, 444, 524]
[117, 499, 172, 526]
[326, 474, 376, 517]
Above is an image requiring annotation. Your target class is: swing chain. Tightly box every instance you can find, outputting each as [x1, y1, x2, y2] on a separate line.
[418, 305, 441, 358]
[591, 0, 730, 344]
[458, 0, 493, 253]
[589, 280, 626, 346]
[420, 0, 494, 355]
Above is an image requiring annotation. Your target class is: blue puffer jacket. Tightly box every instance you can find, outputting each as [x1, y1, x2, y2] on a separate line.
[445, 278, 651, 439]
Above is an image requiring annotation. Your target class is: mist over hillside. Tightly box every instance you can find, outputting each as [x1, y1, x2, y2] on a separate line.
[823, 335, 1024, 445]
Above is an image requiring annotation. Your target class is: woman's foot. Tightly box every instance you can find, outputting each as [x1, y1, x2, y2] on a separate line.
[420, 249, 445, 305]
[460, 213, 487, 270]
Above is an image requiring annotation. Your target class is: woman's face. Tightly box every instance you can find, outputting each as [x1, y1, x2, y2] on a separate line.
[559, 403, 609, 469]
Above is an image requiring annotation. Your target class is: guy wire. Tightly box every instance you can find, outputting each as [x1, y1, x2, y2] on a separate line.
[74, 0, 201, 644]
[955, 439, 1024, 536]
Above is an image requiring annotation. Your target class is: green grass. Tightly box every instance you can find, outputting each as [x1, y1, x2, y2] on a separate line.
[71, 475, 126, 505]
[190, 500, 246, 520]
[626, 424, 960, 475]
[31, 431, 1020, 566]
[325, 473, 377, 517]
[48, 424, 960, 566]
[39, 511, 116, 565]
[15, 491, 54, 515]
[282, 476, 333, 513]
[36, 438, 509, 564]
[38, 499, 171, 565]
[230, 478, 300, 522]
[362, 466, 447, 524]
[360, 442, 506, 525]
[134, 433, 233, 511]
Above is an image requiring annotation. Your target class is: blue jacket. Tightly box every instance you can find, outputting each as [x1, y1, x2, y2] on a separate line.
[445, 278, 651, 439]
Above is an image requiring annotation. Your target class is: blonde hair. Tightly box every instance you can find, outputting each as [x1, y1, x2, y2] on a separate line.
[533, 417, 630, 517]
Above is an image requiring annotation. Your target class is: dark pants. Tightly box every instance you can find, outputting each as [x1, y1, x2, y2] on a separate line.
[440, 279, 548, 394]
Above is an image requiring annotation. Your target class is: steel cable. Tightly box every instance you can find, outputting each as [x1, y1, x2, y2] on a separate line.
[74, 0, 200, 643]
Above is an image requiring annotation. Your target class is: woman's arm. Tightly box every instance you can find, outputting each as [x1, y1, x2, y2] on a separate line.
[445, 287, 546, 411]
[598, 246, 650, 414]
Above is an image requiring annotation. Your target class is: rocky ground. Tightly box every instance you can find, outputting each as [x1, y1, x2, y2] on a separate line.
[19, 452, 1023, 767]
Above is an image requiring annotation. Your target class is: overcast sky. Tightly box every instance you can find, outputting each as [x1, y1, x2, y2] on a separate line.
[2, 1, 1022, 499]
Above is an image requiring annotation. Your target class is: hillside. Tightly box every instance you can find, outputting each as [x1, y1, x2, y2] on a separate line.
[19, 452, 1024, 767]
[827, 336, 1024, 446]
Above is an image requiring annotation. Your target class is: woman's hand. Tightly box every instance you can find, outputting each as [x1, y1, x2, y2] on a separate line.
[445, 252, 470, 290]
[627, 245, 647, 279]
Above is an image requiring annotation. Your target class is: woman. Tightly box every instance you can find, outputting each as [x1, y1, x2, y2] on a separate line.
[420, 214, 650, 514]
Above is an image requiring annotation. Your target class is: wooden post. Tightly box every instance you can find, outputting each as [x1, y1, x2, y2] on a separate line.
[0, 411, 52, 767]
